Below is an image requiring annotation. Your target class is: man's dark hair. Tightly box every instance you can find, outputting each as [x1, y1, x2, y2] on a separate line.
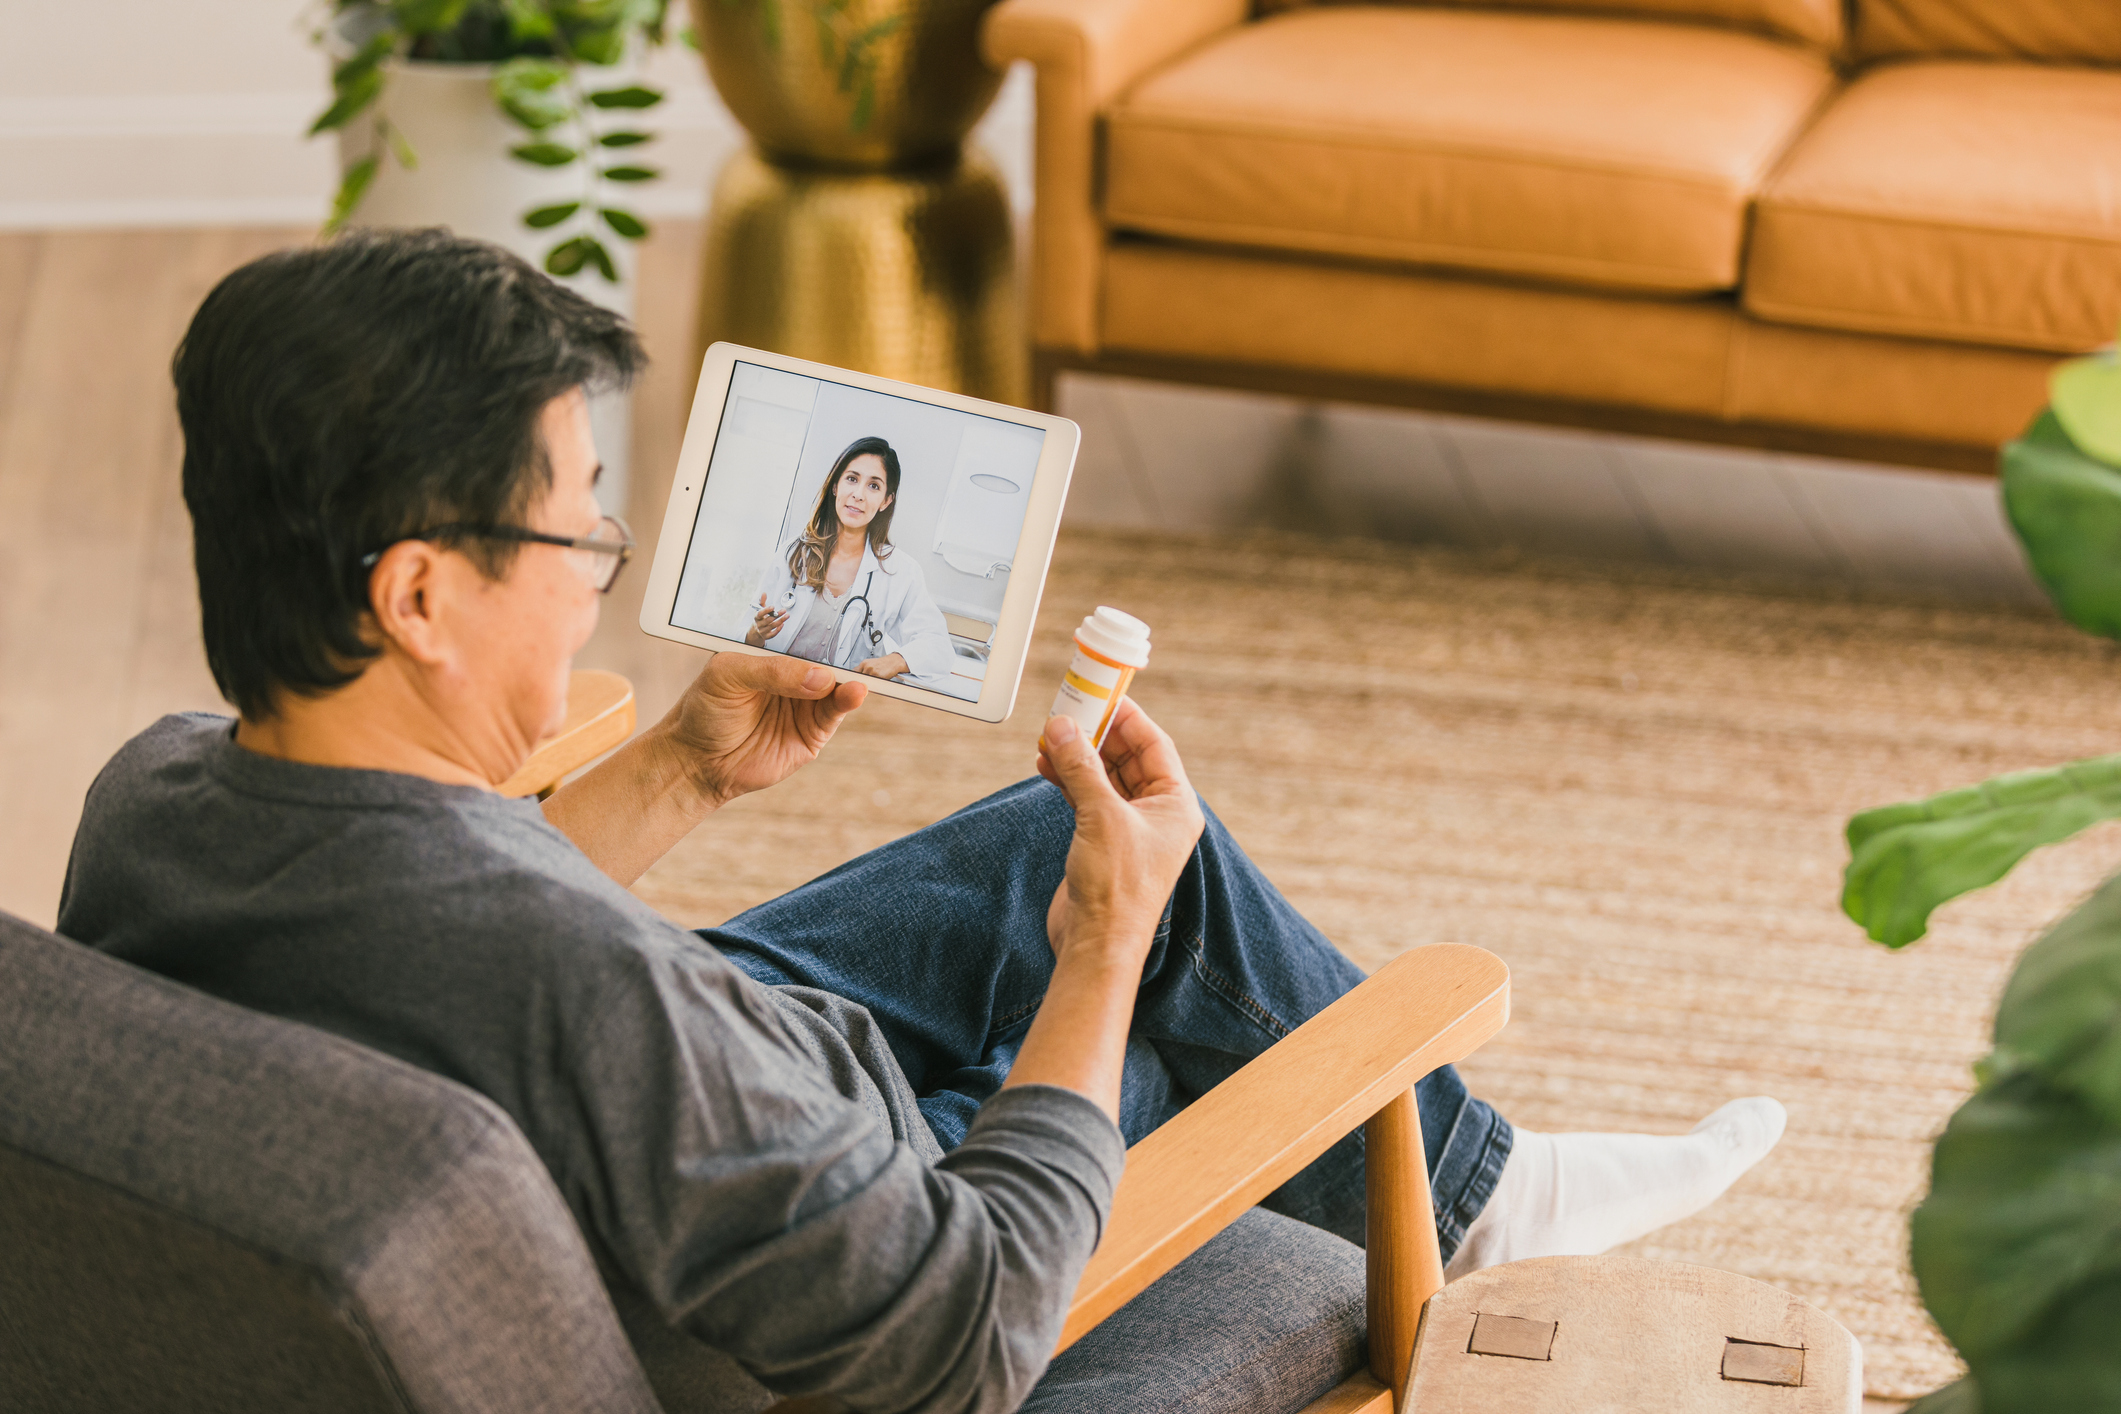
[173, 227, 644, 720]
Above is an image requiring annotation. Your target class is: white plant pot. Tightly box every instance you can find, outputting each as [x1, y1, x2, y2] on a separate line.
[336, 59, 641, 516]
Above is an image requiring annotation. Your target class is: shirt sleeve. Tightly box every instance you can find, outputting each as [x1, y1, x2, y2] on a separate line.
[881, 560, 961, 681]
[557, 945, 1126, 1414]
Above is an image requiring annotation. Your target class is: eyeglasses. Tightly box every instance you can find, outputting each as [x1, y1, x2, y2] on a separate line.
[360, 515, 636, 593]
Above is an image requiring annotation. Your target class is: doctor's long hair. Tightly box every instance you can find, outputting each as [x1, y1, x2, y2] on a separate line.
[787, 436, 900, 591]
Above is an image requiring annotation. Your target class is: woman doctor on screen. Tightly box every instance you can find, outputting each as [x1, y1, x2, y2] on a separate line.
[745, 436, 957, 683]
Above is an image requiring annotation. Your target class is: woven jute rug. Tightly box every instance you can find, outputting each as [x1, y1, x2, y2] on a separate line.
[632, 527, 2121, 1401]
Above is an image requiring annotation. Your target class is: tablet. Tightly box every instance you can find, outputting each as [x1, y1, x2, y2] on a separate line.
[638, 344, 1081, 723]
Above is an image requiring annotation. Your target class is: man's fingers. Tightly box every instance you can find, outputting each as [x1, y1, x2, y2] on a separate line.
[710, 650, 838, 698]
[1041, 716, 1122, 810]
[1099, 698, 1189, 795]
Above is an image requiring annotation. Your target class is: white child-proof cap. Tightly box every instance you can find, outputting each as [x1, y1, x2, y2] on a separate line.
[1075, 606, 1151, 668]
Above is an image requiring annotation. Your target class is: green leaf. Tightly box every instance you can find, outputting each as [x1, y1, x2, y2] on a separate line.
[2003, 409, 2121, 641]
[324, 155, 380, 235]
[587, 84, 663, 108]
[2052, 351, 2121, 468]
[1842, 754, 2121, 948]
[850, 74, 875, 132]
[512, 142, 580, 166]
[600, 164, 658, 181]
[492, 56, 572, 130]
[1990, 873, 2121, 1127]
[544, 236, 592, 276]
[679, 22, 699, 49]
[392, 0, 474, 31]
[758, 0, 780, 51]
[1912, 1074, 2121, 1395]
[597, 130, 653, 147]
[310, 63, 387, 136]
[600, 206, 647, 238]
[571, 25, 628, 63]
[384, 121, 419, 169]
[814, 11, 838, 63]
[583, 235, 619, 282]
[502, 0, 557, 39]
[525, 201, 582, 228]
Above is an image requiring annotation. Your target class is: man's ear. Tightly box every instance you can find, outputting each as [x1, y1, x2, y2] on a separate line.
[364, 539, 455, 667]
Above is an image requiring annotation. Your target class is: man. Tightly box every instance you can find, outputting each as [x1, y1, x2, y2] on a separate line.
[61, 231, 1785, 1413]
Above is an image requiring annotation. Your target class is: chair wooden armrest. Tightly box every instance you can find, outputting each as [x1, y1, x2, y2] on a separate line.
[1061, 943, 1511, 1412]
[498, 670, 636, 800]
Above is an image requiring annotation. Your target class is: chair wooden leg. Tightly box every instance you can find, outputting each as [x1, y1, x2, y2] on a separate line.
[1365, 1088, 1444, 1410]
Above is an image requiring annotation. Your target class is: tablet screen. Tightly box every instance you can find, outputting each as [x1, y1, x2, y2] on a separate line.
[668, 360, 1048, 704]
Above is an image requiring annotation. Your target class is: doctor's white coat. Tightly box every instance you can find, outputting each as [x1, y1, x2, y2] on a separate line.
[755, 538, 959, 684]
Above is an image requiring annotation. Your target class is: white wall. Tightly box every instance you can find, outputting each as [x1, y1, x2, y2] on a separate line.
[0, 1, 1031, 229]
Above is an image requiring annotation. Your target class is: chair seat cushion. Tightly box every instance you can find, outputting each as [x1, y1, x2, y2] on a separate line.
[1104, 8, 1834, 296]
[1023, 1207, 1365, 1414]
[1746, 61, 2121, 353]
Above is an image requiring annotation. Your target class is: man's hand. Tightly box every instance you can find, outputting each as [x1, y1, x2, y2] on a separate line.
[663, 652, 867, 810]
[1036, 699, 1205, 967]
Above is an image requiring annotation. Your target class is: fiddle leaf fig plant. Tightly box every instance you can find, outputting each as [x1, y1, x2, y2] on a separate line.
[1842, 328, 2121, 1413]
[309, 0, 672, 283]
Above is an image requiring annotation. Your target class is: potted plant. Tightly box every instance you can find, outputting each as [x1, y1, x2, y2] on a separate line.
[309, 0, 673, 290]
[1842, 333, 2121, 1413]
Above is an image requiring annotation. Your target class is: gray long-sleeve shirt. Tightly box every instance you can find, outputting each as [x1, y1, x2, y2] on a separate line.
[57, 714, 1126, 1414]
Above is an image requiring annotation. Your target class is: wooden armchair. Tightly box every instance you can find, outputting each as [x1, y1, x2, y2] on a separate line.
[510, 671, 1514, 1412]
[1056, 942, 1510, 1414]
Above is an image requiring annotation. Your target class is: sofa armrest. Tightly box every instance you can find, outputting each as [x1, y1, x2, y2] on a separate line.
[498, 670, 636, 799]
[982, 0, 1248, 356]
[1058, 943, 1510, 1378]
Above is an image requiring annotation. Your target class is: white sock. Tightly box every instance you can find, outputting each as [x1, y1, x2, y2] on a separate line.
[1443, 1097, 1787, 1280]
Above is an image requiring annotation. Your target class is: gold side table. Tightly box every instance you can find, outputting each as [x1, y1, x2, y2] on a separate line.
[695, 144, 1022, 404]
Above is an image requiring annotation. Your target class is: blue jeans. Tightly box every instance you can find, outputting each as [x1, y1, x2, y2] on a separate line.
[705, 779, 1512, 1261]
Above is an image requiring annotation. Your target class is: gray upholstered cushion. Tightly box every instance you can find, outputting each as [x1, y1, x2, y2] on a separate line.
[0, 911, 660, 1414]
[1025, 1208, 1367, 1414]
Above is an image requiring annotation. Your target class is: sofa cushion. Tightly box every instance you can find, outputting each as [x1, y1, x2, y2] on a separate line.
[1106, 8, 1835, 296]
[1256, 0, 1840, 51]
[1853, 0, 2121, 64]
[1747, 62, 2121, 354]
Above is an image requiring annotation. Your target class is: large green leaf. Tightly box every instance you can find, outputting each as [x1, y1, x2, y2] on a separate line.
[1913, 1072, 2121, 1409]
[2002, 410, 2121, 640]
[1842, 755, 2121, 948]
[2052, 350, 2121, 468]
[1990, 872, 2121, 1128]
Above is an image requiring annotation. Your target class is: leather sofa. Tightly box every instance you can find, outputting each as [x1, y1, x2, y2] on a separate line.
[984, 0, 2121, 472]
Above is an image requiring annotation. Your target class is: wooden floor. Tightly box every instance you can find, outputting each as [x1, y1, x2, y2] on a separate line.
[0, 222, 709, 928]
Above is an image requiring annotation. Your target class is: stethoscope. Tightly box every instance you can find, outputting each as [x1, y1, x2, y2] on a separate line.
[838, 570, 884, 661]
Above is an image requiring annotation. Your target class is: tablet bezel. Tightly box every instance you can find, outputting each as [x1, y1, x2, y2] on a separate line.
[637, 343, 1081, 725]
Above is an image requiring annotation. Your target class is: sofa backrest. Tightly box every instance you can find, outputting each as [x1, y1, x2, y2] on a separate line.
[0, 911, 664, 1414]
[1851, 0, 2121, 64]
[1254, 0, 1842, 50]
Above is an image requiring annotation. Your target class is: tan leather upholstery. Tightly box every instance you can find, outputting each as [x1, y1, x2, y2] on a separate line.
[1853, 0, 2121, 64]
[1101, 243, 1738, 418]
[1748, 62, 2121, 355]
[1256, 0, 1839, 50]
[1730, 319, 2054, 448]
[1105, 9, 1834, 296]
[1099, 242, 2055, 448]
[982, 0, 1248, 354]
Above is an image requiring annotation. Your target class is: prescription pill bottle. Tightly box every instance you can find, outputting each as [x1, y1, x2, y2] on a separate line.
[1047, 607, 1151, 749]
